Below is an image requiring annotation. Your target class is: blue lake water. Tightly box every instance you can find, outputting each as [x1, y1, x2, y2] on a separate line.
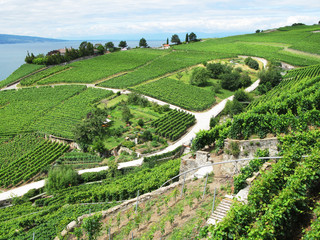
[0, 40, 164, 81]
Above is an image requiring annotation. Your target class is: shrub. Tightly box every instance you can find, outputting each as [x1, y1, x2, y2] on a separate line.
[45, 166, 80, 193]
[190, 67, 210, 86]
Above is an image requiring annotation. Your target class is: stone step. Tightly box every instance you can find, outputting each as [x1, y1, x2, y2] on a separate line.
[212, 213, 225, 221]
[216, 205, 231, 212]
[219, 202, 232, 207]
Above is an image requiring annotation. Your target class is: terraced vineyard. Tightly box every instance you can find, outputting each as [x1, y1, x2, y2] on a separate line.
[0, 159, 180, 239]
[0, 139, 69, 188]
[99, 50, 234, 88]
[0, 64, 45, 89]
[30, 87, 113, 138]
[20, 65, 70, 86]
[152, 109, 195, 141]
[283, 63, 320, 80]
[134, 78, 216, 111]
[36, 49, 166, 84]
[0, 85, 113, 139]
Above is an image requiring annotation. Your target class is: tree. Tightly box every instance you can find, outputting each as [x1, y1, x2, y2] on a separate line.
[166, 38, 169, 44]
[138, 119, 144, 127]
[45, 166, 80, 193]
[119, 40, 127, 48]
[234, 89, 252, 102]
[239, 72, 252, 88]
[82, 214, 102, 240]
[185, 33, 189, 43]
[73, 108, 110, 151]
[190, 67, 210, 86]
[256, 29, 261, 33]
[244, 57, 259, 70]
[122, 105, 132, 123]
[105, 41, 115, 51]
[139, 38, 148, 48]
[189, 32, 197, 41]
[207, 63, 230, 78]
[220, 71, 241, 91]
[171, 34, 181, 44]
[96, 45, 105, 55]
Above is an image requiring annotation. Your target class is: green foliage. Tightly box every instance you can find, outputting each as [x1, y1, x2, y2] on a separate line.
[171, 34, 181, 44]
[139, 38, 148, 48]
[220, 71, 241, 91]
[206, 62, 231, 78]
[302, 203, 320, 239]
[118, 40, 127, 48]
[233, 88, 252, 102]
[0, 138, 69, 188]
[233, 148, 269, 193]
[151, 109, 196, 141]
[257, 68, 282, 94]
[46, 165, 80, 193]
[100, 50, 233, 88]
[73, 108, 110, 150]
[284, 63, 320, 81]
[134, 78, 216, 111]
[207, 130, 320, 239]
[244, 57, 259, 70]
[20, 65, 70, 86]
[121, 105, 132, 123]
[209, 117, 219, 129]
[82, 214, 102, 240]
[37, 49, 164, 84]
[0, 64, 44, 89]
[190, 67, 210, 86]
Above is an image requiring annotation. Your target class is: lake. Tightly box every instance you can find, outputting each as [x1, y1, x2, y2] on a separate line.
[0, 40, 164, 81]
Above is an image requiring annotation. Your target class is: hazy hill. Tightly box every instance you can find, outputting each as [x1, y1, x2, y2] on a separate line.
[0, 34, 64, 44]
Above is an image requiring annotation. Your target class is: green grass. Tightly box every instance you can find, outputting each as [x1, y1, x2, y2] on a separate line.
[36, 49, 166, 85]
[133, 77, 216, 111]
[0, 64, 45, 88]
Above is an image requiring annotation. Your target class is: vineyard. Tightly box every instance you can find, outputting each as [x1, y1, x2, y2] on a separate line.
[192, 74, 320, 150]
[35, 49, 165, 84]
[19, 65, 70, 86]
[98, 50, 234, 88]
[134, 78, 216, 111]
[173, 25, 320, 66]
[0, 64, 45, 89]
[0, 85, 113, 139]
[283, 63, 320, 81]
[152, 110, 195, 141]
[0, 138, 69, 188]
[205, 130, 320, 239]
[0, 159, 180, 239]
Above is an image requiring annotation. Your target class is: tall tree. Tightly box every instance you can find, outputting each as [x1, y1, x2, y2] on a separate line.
[139, 38, 148, 48]
[166, 38, 169, 44]
[185, 33, 189, 43]
[119, 40, 127, 48]
[171, 34, 181, 45]
[105, 42, 114, 50]
[189, 32, 197, 41]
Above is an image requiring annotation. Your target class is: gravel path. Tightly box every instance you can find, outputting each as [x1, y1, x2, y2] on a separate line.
[0, 57, 267, 201]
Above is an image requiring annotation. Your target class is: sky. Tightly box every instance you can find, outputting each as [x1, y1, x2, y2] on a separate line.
[1, 0, 319, 40]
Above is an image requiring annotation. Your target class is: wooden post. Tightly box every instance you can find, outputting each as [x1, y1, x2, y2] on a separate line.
[202, 173, 209, 199]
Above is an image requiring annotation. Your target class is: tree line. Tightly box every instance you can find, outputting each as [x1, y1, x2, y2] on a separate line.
[25, 38, 150, 66]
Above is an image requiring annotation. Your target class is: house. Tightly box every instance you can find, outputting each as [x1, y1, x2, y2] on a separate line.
[162, 44, 170, 49]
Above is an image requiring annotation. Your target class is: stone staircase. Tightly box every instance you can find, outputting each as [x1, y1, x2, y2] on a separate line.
[207, 195, 234, 225]
[206, 161, 272, 226]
